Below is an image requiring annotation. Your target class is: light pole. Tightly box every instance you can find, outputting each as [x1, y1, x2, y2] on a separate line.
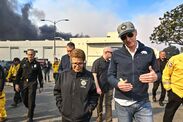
[41, 19, 69, 58]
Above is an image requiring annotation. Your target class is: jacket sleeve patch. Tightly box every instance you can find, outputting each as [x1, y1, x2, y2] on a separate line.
[167, 62, 173, 68]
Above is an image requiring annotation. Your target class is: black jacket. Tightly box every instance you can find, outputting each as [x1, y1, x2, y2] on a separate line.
[15, 58, 43, 88]
[54, 69, 98, 122]
[108, 41, 160, 101]
[0, 65, 5, 92]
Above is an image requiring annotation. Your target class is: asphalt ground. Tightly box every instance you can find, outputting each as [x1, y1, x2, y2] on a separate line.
[4, 81, 183, 122]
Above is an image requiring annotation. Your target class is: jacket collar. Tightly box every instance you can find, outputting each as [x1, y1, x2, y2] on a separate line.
[122, 40, 145, 53]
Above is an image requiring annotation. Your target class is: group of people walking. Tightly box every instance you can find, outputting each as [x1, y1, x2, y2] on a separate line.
[53, 21, 183, 122]
[0, 21, 183, 122]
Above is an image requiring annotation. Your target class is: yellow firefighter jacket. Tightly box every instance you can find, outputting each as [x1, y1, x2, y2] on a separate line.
[162, 53, 183, 98]
[52, 62, 59, 73]
[6, 64, 20, 81]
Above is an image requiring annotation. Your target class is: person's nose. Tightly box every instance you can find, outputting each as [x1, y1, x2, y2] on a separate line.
[126, 36, 131, 41]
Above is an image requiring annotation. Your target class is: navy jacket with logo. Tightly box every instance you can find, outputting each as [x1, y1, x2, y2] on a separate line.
[108, 41, 160, 101]
[54, 69, 98, 122]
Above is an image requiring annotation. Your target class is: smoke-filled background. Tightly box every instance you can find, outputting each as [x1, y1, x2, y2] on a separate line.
[0, 0, 88, 41]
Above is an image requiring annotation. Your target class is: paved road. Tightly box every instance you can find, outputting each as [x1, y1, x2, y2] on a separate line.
[4, 82, 183, 122]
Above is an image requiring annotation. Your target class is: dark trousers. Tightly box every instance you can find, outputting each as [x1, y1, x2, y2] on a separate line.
[53, 73, 59, 83]
[13, 81, 22, 104]
[163, 90, 183, 122]
[44, 70, 50, 82]
[96, 89, 113, 122]
[152, 80, 166, 101]
[21, 82, 37, 119]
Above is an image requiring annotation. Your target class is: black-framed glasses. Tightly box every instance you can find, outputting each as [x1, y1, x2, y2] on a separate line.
[27, 53, 34, 56]
[71, 62, 84, 66]
[120, 32, 134, 40]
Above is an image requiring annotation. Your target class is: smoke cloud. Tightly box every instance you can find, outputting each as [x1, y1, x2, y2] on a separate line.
[0, 0, 38, 40]
[0, 0, 88, 41]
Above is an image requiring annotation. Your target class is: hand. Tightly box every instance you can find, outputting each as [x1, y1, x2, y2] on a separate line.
[139, 66, 158, 83]
[39, 87, 43, 93]
[6, 78, 10, 82]
[117, 79, 133, 92]
[96, 87, 102, 95]
[15, 84, 20, 92]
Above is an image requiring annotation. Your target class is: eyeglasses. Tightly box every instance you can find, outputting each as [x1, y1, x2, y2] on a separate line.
[27, 53, 34, 56]
[120, 32, 134, 40]
[72, 62, 84, 66]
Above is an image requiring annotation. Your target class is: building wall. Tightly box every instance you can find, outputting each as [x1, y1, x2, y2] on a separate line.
[0, 32, 160, 67]
[71, 32, 122, 66]
[0, 40, 68, 62]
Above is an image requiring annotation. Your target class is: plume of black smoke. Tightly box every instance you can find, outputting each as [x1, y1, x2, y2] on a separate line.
[39, 25, 55, 40]
[0, 0, 38, 40]
[0, 0, 89, 41]
[39, 25, 90, 40]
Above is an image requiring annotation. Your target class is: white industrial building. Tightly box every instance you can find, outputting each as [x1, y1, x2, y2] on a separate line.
[0, 32, 160, 66]
[0, 32, 122, 66]
[0, 40, 68, 62]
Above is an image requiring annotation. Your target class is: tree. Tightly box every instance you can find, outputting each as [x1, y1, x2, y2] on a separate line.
[150, 4, 183, 45]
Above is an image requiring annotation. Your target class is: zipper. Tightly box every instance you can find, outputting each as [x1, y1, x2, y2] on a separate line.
[71, 75, 76, 117]
[131, 55, 135, 101]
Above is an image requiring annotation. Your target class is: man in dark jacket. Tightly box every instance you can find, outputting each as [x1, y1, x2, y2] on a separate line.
[54, 49, 98, 122]
[152, 51, 167, 106]
[58, 42, 75, 72]
[15, 49, 43, 122]
[108, 21, 160, 122]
